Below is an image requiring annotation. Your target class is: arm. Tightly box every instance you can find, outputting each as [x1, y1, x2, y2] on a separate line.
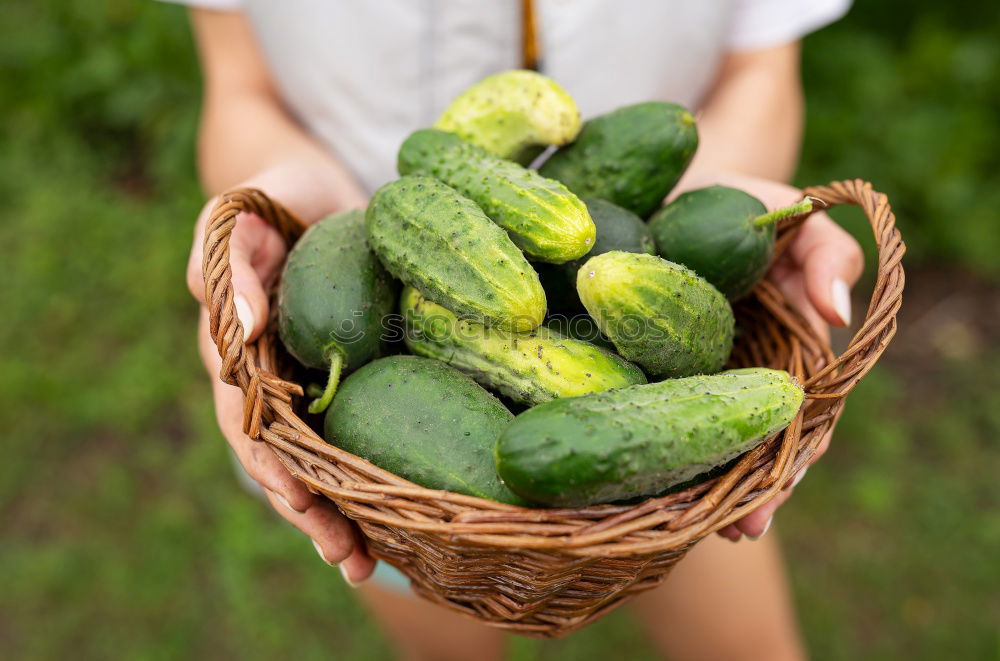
[678, 43, 864, 541]
[191, 9, 366, 209]
[689, 42, 803, 182]
[184, 9, 374, 584]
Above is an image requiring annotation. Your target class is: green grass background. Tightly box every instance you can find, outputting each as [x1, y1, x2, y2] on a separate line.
[2, 1, 998, 658]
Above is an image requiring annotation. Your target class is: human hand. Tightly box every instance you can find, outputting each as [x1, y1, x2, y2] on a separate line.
[673, 171, 863, 542]
[186, 182, 375, 585]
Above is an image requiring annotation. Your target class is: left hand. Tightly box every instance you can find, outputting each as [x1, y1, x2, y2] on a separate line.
[672, 171, 864, 541]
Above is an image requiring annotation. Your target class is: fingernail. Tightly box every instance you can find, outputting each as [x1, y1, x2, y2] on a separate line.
[748, 516, 773, 541]
[831, 278, 852, 326]
[312, 539, 333, 566]
[790, 466, 808, 489]
[234, 294, 254, 342]
[339, 563, 361, 588]
[268, 489, 304, 514]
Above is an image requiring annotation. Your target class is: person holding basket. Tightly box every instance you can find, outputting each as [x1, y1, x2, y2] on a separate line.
[180, 1, 862, 659]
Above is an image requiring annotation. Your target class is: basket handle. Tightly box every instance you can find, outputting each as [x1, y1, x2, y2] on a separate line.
[201, 188, 308, 437]
[795, 179, 905, 397]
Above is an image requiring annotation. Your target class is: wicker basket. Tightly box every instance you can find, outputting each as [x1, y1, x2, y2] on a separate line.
[201, 179, 904, 638]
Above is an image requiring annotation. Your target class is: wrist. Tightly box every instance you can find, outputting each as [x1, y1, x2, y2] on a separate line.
[236, 159, 368, 225]
[670, 167, 803, 208]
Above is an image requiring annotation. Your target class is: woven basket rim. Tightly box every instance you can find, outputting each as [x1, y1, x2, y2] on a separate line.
[200, 179, 905, 558]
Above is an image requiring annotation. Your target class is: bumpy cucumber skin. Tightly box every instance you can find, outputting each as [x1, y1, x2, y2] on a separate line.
[277, 210, 397, 371]
[398, 129, 594, 262]
[577, 251, 734, 378]
[544, 197, 657, 313]
[398, 129, 595, 263]
[649, 186, 773, 300]
[325, 356, 526, 505]
[539, 102, 698, 218]
[435, 70, 581, 164]
[366, 176, 546, 332]
[401, 286, 645, 405]
[495, 368, 804, 506]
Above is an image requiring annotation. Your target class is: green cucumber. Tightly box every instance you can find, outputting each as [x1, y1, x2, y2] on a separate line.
[538, 102, 698, 218]
[277, 210, 397, 413]
[366, 176, 546, 332]
[543, 197, 656, 313]
[398, 129, 595, 263]
[401, 286, 645, 405]
[324, 356, 526, 505]
[435, 70, 581, 164]
[649, 186, 815, 299]
[577, 251, 734, 378]
[495, 368, 804, 506]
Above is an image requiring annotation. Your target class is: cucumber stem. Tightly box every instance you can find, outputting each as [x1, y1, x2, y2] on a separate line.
[752, 197, 814, 228]
[307, 352, 344, 414]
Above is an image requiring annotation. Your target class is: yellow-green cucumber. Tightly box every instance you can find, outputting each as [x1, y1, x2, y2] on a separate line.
[577, 251, 734, 378]
[401, 286, 645, 405]
[398, 129, 595, 263]
[435, 70, 581, 164]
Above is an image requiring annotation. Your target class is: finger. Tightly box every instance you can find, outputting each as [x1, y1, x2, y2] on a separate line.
[210, 350, 317, 511]
[734, 488, 793, 539]
[186, 199, 216, 306]
[716, 523, 743, 542]
[265, 490, 376, 585]
[200, 310, 374, 586]
[769, 261, 830, 345]
[227, 213, 286, 341]
[783, 466, 808, 491]
[809, 427, 833, 465]
[186, 199, 286, 342]
[788, 214, 864, 328]
[198, 310, 315, 511]
[340, 526, 378, 586]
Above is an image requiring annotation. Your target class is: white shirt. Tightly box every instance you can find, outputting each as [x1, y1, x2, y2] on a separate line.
[169, 0, 850, 194]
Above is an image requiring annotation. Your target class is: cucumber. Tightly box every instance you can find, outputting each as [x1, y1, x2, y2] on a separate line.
[325, 356, 526, 505]
[543, 197, 656, 313]
[538, 102, 698, 218]
[649, 186, 815, 299]
[401, 286, 645, 405]
[495, 368, 804, 506]
[435, 70, 581, 164]
[398, 129, 595, 263]
[366, 176, 546, 332]
[577, 251, 734, 378]
[277, 210, 397, 413]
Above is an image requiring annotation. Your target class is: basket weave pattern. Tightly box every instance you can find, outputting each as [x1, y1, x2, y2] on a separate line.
[202, 180, 904, 637]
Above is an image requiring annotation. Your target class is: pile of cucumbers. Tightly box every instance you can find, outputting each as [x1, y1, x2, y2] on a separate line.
[278, 71, 806, 508]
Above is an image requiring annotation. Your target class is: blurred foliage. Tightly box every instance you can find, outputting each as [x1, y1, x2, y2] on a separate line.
[1, 0, 998, 659]
[797, 1, 1000, 276]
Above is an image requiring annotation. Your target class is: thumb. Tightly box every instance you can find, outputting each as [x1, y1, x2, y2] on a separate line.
[227, 212, 288, 342]
[229, 255, 266, 344]
[790, 214, 864, 328]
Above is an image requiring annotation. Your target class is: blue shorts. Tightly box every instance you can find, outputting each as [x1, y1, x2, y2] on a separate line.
[370, 560, 413, 592]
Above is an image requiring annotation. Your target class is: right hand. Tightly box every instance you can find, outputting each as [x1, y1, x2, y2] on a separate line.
[186, 189, 375, 585]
